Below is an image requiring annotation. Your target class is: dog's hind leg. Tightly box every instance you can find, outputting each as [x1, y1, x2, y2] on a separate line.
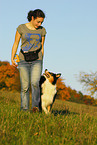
[47, 105, 51, 113]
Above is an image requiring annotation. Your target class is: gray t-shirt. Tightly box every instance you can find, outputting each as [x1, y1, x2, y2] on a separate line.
[17, 24, 46, 61]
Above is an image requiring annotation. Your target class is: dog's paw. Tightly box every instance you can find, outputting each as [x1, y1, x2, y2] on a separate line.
[45, 111, 51, 115]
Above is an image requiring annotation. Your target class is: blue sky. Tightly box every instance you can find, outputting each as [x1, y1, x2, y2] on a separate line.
[0, 0, 97, 95]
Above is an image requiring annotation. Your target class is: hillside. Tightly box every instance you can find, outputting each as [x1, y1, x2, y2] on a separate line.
[0, 91, 97, 145]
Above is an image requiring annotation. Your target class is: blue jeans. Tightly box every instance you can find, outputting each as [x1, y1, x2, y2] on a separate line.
[18, 60, 43, 110]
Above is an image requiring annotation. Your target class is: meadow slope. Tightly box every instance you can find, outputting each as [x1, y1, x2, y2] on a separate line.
[0, 91, 97, 145]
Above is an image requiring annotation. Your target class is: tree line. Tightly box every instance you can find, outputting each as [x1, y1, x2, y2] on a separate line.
[0, 61, 97, 106]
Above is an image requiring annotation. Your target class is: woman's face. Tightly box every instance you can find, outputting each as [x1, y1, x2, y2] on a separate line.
[32, 16, 44, 29]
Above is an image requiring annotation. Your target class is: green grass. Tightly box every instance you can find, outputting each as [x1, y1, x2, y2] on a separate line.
[0, 91, 97, 145]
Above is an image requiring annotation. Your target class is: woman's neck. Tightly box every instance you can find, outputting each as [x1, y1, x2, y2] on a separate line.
[25, 22, 36, 30]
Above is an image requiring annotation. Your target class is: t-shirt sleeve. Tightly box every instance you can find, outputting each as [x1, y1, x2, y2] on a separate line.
[17, 24, 22, 36]
[41, 27, 47, 37]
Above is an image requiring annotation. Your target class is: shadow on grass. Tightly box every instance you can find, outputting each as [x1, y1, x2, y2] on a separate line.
[52, 109, 79, 116]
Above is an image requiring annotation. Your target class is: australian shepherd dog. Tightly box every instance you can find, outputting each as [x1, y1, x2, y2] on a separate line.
[39, 69, 61, 114]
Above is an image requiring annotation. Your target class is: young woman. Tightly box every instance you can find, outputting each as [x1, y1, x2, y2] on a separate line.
[11, 9, 46, 111]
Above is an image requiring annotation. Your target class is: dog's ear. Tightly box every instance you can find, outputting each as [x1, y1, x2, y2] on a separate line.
[56, 73, 61, 78]
[45, 69, 48, 73]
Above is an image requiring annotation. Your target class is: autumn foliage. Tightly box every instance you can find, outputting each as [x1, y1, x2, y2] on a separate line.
[56, 78, 70, 101]
[0, 61, 97, 106]
[56, 78, 96, 105]
[0, 61, 20, 91]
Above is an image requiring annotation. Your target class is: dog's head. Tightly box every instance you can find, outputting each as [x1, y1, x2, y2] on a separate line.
[43, 69, 61, 85]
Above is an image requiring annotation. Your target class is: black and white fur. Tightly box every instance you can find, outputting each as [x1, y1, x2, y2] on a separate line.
[39, 69, 61, 114]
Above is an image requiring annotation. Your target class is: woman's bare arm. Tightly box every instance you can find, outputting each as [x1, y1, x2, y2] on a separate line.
[11, 31, 21, 67]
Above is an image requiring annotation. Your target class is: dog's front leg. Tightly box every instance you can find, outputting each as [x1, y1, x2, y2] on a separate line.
[42, 103, 50, 114]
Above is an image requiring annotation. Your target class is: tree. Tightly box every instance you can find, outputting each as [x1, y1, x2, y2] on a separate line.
[79, 72, 97, 96]
[56, 78, 71, 100]
[0, 61, 20, 91]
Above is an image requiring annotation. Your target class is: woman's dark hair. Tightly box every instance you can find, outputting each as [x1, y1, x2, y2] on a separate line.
[27, 9, 45, 22]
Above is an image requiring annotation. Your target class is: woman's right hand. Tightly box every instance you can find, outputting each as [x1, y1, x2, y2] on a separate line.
[11, 58, 18, 67]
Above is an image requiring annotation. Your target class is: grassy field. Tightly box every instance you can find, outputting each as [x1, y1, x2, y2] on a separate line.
[0, 91, 97, 145]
